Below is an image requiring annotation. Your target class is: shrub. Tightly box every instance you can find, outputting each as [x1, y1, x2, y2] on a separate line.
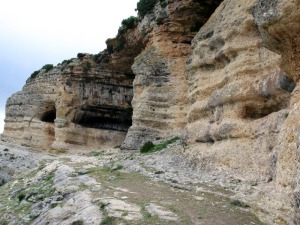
[77, 53, 86, 59]
[121, 16, 138, 29]
[160, 0, 168, 8]
[59, 59, 74, 71]
[0, 178, 6, 186]
[27, 70, 40, 82]
[100, 216, 116, 225]
[118, 26, 127, 36]
[140, 136, 180, 154]
[230, 200, 250, 208]
[71, 221, 84, 225]
[140, 141, 155, 153]
[41, 64, 54, 72]
[61, 59, 73, 65]
[136, 0, 158, 18]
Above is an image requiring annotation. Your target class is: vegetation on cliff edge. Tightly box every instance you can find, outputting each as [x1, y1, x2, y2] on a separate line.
[136, 0, 158, 18]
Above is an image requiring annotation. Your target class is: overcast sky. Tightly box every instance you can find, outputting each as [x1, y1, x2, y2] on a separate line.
[0, 0, 138, 133]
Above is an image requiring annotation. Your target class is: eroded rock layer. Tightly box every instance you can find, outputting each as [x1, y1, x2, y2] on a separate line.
[183, 0, 300, 224]
[3, 0, 300, 223]
[2, 54, 135, 150]
[123, 0, 223, 149]
[254, 0, 300, 223]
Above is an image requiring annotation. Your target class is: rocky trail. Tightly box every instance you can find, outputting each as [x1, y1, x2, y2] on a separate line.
[0, 140, 264, 225]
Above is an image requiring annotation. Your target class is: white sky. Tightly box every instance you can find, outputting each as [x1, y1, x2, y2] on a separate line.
[0, 0, 138, 133]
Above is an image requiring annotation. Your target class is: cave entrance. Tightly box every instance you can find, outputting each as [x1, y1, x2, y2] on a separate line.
[190, 0, 224, 32]
[73, 107, 132, 132]
[241, 103, 287, 120]
[40, 103, 56, 123]
[41, 110, 56, 123]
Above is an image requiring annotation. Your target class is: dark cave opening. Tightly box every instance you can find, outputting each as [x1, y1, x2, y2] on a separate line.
[190, 0, 224, 32]
[73, 108, 132, 131]
[41, 109, 56, 123]
[77, 116, 132, 131]
[241, 104, 286, 120]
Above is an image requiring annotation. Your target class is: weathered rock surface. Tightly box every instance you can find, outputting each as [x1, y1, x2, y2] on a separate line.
[0, 141, 264, 225]
[123, 0, 223, 149]
[253, 0, 300, 223]
[182, 0, 300, 224]
[2, 0, 300, 224]
[2, 53, 134, 150]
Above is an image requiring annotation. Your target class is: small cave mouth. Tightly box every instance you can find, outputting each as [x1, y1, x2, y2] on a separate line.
[73, 108, 132, 132]
[190, 0, 224, 33]
[241, 104, 285, 120]
[41, 109, 56, 123]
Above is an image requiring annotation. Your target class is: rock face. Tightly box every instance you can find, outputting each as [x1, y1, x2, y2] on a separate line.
[3, 0, 300, 223]
[122, 0, 223, 149]
[185, 0, 287, 187]
[182, 0, 300, 224]
[2, 53, 135, 150]
[253, 0, 300, 223]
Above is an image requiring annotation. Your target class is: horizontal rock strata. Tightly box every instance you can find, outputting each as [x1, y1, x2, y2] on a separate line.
[3, 0, 300, 223]
[2, 54, 135, 150]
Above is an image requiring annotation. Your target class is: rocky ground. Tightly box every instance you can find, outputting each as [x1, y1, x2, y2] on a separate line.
[0, 139, 264, 225]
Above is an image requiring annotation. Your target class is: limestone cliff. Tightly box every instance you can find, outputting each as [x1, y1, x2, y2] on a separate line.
[2, 53, 135, 150]
[123, 0, 223, 149]
[182, 0, 300, 224]
[3, 0, 300, 224]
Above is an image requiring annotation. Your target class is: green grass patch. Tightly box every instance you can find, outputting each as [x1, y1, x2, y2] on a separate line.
[0, 167, 56, 223]
[140, 203, 152, 219]
[100, 215, 117, 225]
[140, 136, 180, 154]
[140, 141, 155, 153]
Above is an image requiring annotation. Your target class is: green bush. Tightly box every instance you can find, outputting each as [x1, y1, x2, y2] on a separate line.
[136, 0, 158, 18]
[0, 178, 6, 186]
[118, 16, 138, 36]
[140, 137, 180, 153]
[71, 221, 84, 225]
[29, 70, 40, 80]
[160, 0, 168, 8]
[230, 200, 250, 208]
[41, 64, 54, 72]
[61, 59, 73, 65]
[118, 26, 127, 36]
[121, 16, 138, 29]
[100, 216, 116, 225]
[140, 141, 155, 153]
[59, 59, 74, 71]
[77, 53, 86, 59]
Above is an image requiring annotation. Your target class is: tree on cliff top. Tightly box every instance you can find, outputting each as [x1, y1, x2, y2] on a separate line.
[136, 0, 158, 18]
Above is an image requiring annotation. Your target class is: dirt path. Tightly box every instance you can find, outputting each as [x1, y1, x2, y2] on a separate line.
[0, 141, 264, 225]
